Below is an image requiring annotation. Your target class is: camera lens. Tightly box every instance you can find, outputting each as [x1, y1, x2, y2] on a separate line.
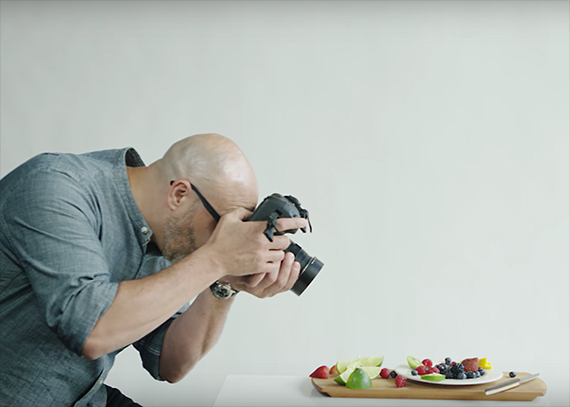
[285, 242, 324, 296]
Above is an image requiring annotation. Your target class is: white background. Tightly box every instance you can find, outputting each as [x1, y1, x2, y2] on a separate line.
[1, 1, 568, 406]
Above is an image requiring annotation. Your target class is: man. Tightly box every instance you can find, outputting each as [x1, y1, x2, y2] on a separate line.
[0, 134, 307, 406]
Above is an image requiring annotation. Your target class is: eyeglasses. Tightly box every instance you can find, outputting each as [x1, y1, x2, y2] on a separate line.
[170, 180, 221, 222]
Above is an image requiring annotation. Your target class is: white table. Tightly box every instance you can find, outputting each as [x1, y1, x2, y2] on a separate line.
[213, 375, 550, 407]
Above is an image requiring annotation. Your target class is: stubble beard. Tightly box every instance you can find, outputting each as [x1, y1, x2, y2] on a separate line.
[162, 209, 197, 264]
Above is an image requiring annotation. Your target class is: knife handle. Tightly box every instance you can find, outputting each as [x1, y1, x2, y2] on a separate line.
[485, 379, 520, 396]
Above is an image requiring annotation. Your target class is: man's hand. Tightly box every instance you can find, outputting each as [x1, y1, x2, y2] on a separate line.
[199, 208, 308, 278]
[223, 251, 301, 298]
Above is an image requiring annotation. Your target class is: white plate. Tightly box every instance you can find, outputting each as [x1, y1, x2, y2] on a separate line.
[394, 363, 503, 386]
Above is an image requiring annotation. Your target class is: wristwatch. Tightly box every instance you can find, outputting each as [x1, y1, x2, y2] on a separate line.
[209, 281, 239, 300]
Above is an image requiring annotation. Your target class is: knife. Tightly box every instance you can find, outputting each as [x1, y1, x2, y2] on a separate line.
[485, 373, 540, 396]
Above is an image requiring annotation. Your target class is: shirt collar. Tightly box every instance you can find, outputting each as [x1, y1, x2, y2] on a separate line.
[115, 147, 153, 247]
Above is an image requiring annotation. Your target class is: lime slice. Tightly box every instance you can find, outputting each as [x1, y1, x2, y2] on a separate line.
[334, 375, 346, 385]
[407, 355, 422, 369]
[421, 373, 446, 382]
[336, 365, 356, 385]
[360, 366, 381, 379]
[336, 358, 358, 374]
[358, 356, 384, 367]
[339, 365, 380, 383]
[346, 368, 372, 389]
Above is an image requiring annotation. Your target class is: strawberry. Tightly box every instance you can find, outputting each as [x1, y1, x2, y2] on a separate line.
[395, 375, 407, 388]
[415, 365, 427, 375]
[309, 365, 329, 379]
[380, 368, 391, 379]
[462, 358, 479, 372]
[427, 367, 440, 374]
[329, 365, 338, 375]
[422, 359, 433, 367]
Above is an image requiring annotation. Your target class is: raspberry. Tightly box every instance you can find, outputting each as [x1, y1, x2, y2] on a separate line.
[380, 368, 391, 379]
[415, 365, 427, 375]
[395, 375, 407, 388]
[422, 359, 433, 367]
[427, 367, 440, 374]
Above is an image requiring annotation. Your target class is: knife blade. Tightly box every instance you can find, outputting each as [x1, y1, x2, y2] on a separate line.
[485, 373, 540, 396]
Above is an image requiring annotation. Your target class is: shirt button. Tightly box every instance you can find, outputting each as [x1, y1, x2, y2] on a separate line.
[141, 227, 149, 234]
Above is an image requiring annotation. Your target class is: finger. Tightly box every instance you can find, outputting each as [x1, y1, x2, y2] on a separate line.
[258, 252, 295, 297]
[231, 207, 254, 221]
[265, 250, 286, 264]
[254, 268, 280, 291]
[273, 252, 296, 293]
[275, 217, 308, 232]
[283, 260, 301, 292]
[267, 235, 291, 251]
[244, 272, 267, 288]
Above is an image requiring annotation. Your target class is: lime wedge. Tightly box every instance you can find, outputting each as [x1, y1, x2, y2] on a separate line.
[346, 368, 372, 389]
[358, 356, 384, 367]
[334, 375, 346, 385]
[421, 373, 446, 382]
[360, 366, 381, 379]
[336, 358, 358, 374]
[336, 365, 355, 385]
[339, 365, 380, 382]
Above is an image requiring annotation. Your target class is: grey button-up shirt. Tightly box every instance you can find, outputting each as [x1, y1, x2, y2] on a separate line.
[0, 148, 185, 406]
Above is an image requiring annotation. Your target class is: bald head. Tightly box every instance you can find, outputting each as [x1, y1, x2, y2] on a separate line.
[155, 133, 258, 213]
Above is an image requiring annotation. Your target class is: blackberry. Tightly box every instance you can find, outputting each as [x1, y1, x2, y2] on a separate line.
[445, 371, 454, 379]
[450, 363, 464, 375]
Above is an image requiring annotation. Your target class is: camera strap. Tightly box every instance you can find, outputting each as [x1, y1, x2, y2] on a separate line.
[263, 212, 279, 242]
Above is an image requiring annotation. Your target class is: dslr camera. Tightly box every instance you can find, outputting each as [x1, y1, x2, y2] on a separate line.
[248, 193, 323, 296]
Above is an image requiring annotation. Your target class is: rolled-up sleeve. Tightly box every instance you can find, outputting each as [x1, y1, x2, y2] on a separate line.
[0, 168, 118, 356]
[133, 302, 190, 381]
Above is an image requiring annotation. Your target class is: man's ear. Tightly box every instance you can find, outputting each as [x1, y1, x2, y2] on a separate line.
[167, 180, 191, 210]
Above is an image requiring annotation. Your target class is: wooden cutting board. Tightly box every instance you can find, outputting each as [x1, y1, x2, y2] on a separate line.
[312, 372, 546, 401]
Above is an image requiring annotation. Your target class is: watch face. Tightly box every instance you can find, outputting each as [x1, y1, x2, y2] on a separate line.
[217, 285, 231, 298]
[211, 281, 236, 299]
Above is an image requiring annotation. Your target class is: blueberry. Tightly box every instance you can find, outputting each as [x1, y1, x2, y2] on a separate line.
[509, 371, 516, 378]
[445, 357, 452, 365]
[411, 370, 418, 376]
[474, 371, 481, 378]
[457, 372, 466, 380]
[437, 365, 445, 373]
[466, 371, 475, 379]
[480, 370, 485, 376]
[478, 367, 483, 373]
[390, 371, 397, 378]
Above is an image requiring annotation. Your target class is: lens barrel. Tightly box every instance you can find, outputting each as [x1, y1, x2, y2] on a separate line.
[285, 242, 323, 296]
